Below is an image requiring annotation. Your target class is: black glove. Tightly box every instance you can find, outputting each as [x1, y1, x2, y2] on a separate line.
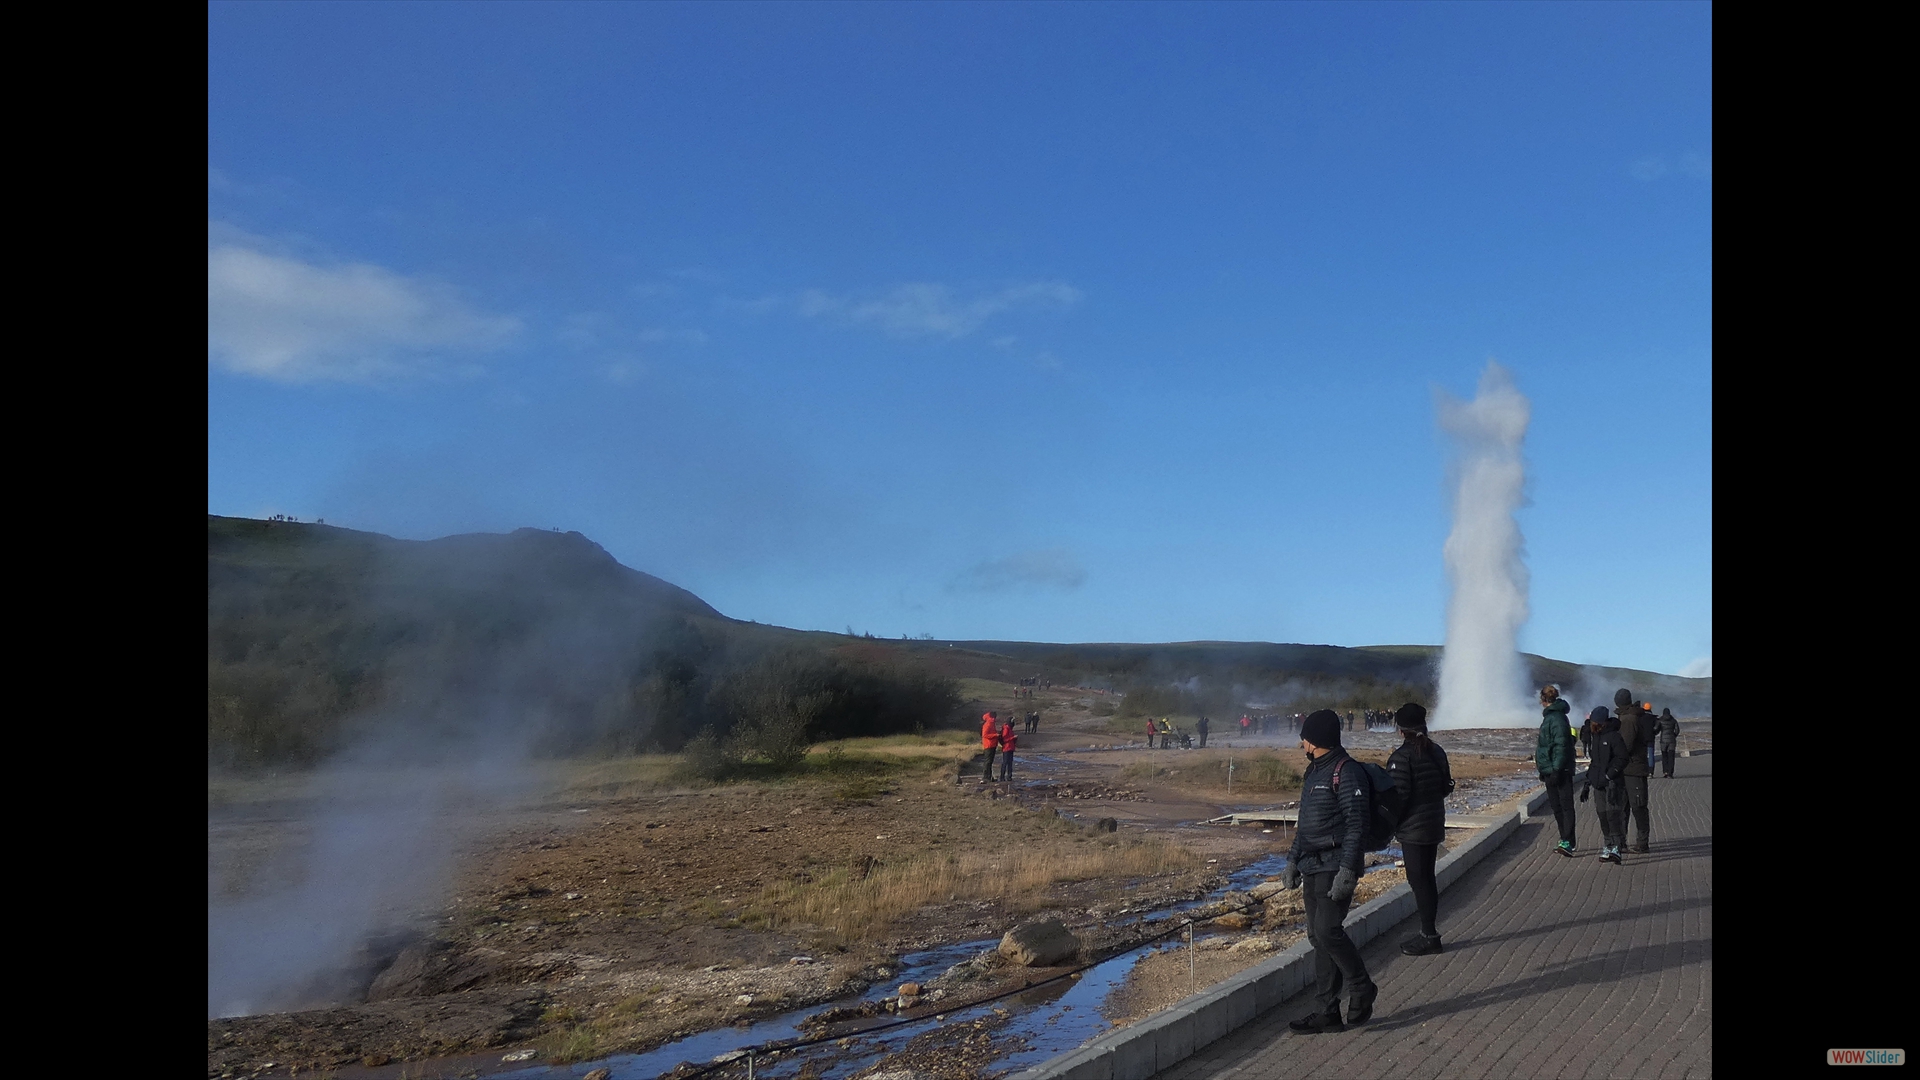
[1538, 772, 1551, 783]
[1327, 867, 1358, 904]
[1282, 862, 1302, 890]
[1579, 783, 1590, 803]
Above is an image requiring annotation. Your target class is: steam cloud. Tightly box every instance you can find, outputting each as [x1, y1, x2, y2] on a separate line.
[1432, 362, 1534, 730]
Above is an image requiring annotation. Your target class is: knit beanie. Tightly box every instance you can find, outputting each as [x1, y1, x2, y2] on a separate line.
[1301, 709, 1342, 748]
[1613, 688, 1633, 710]
[1589, 705, 1611, 723]
[1394, 702, 1428, 732]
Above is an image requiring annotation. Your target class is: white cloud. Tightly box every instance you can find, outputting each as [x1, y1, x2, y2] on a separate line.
[778, 281, 1081, 340]
[948, 549, 1088, 593]
[208, 228, 519, 383]
[1678, 655, 1712, 678]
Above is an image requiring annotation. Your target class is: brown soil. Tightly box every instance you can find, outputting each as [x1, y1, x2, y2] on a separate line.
[207, 685, 1539, 1079]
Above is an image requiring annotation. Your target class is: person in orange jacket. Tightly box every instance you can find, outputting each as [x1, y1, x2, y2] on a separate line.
[998, 718, 1019, 781]
[980, 712, 1000, 784]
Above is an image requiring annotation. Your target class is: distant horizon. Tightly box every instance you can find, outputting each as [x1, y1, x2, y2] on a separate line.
[206, 512, 1707, 681]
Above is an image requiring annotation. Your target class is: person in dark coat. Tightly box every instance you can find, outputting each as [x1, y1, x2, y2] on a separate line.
[1583, 707, 1630, 864]
[1196, 715, 1210, 748]
[1534, 685, 1578, 856]
[1614, 689, 1654, 852]
[1656, 708, 1682, 778]
[1280, 710, 1377, 1033]
[1386, 703, 1452, 955]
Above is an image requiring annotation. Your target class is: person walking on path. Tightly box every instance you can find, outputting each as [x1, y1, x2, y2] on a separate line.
[1145, 717, 1159, 749]
[1196, 715, 1210, 748]
[979, 712, 1000, 784]
[1656, 708, 1681, 778]
[1582, 706, 1630, 863]
[1241, 715, 1252, 738]
[1387, 702, 1453, 955]
[1614, 689, 1655, 852]
[1535, 685, 1579, 856]
[997, 718, 1018, 781]
[1578, 710, 1594, 761]
[1280, 709, 1378, 1033]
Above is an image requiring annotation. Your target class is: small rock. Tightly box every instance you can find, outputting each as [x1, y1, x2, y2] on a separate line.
[1210, 912, 1254, 930]
[360, 1053, 391, 1067]
[564, 892, 583, 901]
[502, 1049, 538, 1062]
[1248, 880, 1287, 902]
[735, 994, 754, 1005]
[898, 981, 922, 996]
[1095, 817, 1119, 832]
[788, 955, 816, 965]
[583, 1070, 612, 1080]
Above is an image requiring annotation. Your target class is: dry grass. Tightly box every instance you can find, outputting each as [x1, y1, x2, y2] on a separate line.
[1119, 749, 1303, 795]
[750, 834, 1200, 946]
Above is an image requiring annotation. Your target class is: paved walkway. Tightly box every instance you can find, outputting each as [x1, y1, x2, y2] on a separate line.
[1159, 757, 1712, 1079]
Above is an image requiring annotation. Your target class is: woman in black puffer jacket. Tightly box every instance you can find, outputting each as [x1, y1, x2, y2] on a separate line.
[1386, 703, 1453, 956]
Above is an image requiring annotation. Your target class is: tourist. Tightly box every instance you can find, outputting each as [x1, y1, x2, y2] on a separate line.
[1388, 703, 1453, 955]
[1656, 707, 1680, 777]
[1534, 685, 1578, 856]
[998, 717, 1018, 781]
[1582, 706, 1629, 864]
[1614, 690, 1654, 853]
[980, 712, 1000, 784]
[1196, 714, 1210, 748]
[1281, 710, 1378, 1032]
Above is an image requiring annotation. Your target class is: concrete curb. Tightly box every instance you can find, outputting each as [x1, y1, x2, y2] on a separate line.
[1012, 784, 1551, 1080]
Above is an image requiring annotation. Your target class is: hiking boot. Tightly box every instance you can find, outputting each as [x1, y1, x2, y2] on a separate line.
[1555, 841, 1576, 858]
[1289, 1011, 1345, 1035]
[1347, 987, 1378, 1025]
[1400, 932, 1442, 956]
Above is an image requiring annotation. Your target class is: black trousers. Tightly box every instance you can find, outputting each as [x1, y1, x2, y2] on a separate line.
[1594, 784, 1627, 850]
[1000, 752, 1014, 780]
[1401, 842, 1439, 937]
[1302, 871, 1375, 1014]
[1623, 774, 1650, 845]
[981, 746, 997, 780]
[1661, 747, 1676, 777]
[1197, 731, 1208, 748]
[1543, 773, 1577, 846]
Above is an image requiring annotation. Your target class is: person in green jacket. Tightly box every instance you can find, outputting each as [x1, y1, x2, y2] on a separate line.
[1535, 685, 1578, 856]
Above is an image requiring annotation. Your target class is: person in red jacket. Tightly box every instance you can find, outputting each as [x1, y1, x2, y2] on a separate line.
[1145, 718, 1158, 749]
[998, 718, 1019, 781]
[980, 712, 1000, 784]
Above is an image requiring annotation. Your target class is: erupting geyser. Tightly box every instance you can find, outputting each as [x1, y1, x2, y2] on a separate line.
[1432, 361, 1534, 730]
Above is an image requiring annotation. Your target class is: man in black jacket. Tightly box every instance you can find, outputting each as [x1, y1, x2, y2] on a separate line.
[1583, 707, 1630, 864]
[1656, 708, 1681, 778]
[1614, 689, 1654, 852]
[1281, 710, 1377, 1033]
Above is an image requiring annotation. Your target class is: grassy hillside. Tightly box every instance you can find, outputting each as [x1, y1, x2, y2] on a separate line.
[208, 516, 1711, 768]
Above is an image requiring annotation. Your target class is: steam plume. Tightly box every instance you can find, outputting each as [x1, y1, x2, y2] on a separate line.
[1432, 362, 1534, 729]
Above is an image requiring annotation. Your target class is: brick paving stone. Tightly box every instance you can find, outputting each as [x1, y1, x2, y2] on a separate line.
[1155, 757, 1711, 1080]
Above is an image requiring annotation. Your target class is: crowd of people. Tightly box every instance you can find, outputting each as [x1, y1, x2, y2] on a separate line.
[1280, 682, 1682, 1033]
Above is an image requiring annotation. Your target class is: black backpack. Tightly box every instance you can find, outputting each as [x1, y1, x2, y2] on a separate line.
[1332, 757, 1403, 852]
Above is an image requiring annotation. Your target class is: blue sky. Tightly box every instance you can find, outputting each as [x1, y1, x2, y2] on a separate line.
[207, 2, 1712, 676]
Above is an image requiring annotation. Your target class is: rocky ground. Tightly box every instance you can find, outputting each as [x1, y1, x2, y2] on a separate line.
[208, 687, 1586, 1080]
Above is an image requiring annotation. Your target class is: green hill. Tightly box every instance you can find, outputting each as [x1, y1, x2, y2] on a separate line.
[207, 516, 1710, 768]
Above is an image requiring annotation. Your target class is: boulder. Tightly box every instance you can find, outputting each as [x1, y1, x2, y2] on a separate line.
[998, 919, 1081, 967]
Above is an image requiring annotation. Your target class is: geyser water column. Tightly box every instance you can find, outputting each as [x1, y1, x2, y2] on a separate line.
[1432, 362, 1534, 730]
